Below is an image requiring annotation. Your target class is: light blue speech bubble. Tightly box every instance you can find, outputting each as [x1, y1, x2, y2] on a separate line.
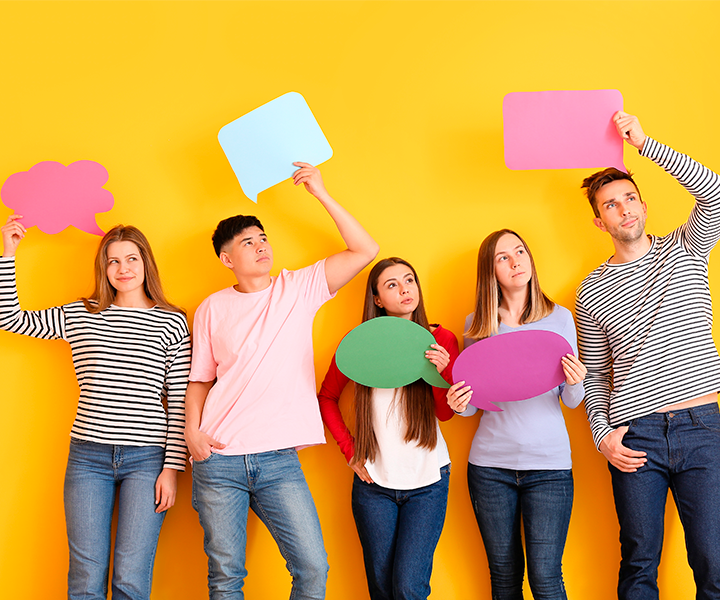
[218, 92, 333, 202]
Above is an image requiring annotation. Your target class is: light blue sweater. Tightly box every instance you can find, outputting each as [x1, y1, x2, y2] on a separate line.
[461, 305, 583, 470]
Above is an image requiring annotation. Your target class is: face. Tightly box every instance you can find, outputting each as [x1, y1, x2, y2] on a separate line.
[593, 179, 647, 243]
[493, 233, 531, 293]
[219, 226, 273, 278]
[373, 263, 419, 319]
[106, 240, 145, 296]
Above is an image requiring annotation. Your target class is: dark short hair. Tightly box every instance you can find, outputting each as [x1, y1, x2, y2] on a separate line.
[212, 215, 265, 257]
[581, 168, 641, 218]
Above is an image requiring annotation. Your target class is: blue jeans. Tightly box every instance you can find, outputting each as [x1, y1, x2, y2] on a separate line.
[467, 465, 573, 600]
[191, 449, 328, 600]
[64, 439, 166, 600]
[609, 403, 720, 600]
[351, 465, 450, 600]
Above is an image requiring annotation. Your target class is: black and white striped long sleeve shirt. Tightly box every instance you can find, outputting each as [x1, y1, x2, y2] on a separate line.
[0, 257, 191, 470]
[576, 138, 720, 449]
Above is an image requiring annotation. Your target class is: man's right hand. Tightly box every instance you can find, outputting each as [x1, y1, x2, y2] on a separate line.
[599, 426, 647, 472]
[185, 428, 226, 462]
[613, 111, 647, 152]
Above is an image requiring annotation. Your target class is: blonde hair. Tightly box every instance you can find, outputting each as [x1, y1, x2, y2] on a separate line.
[466, 229, 553, 340]
[82, 225, 185, 315]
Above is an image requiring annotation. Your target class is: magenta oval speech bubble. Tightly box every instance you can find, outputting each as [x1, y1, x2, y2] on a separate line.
[1, 160, 114, 236]
[452, 330, 572, 412]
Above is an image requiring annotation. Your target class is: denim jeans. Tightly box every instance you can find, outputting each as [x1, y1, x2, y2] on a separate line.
[609, 403, 720, 600]
[467, 465, 573, 600]
[191, 449, 328, 600]
[64, 439, 166, 600]
[351, 464, 450, 600]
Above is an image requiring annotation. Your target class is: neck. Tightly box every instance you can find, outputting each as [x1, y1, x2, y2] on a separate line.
[609, 233, 652, 264]
[498, 286, 528, 327]
[234, 273, 272, 293]
[113, 289, 154, 308]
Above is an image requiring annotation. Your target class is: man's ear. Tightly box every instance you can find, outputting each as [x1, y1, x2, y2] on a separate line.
[593, 217, 608, 233]
[219, 251, 233, 269]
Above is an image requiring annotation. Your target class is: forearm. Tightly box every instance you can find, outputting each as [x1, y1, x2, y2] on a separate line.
[184, 381, 213, 433]
[318, 356, 355, 462]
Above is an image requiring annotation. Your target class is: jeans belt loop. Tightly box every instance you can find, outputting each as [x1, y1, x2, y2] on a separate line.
[689, 407, 699, 426]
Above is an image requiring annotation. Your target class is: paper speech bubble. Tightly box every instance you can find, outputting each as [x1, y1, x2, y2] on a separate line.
[336, 317, 450, 390]
[1, 161, 114, 236]
[218, 91, 333, 203]
[452, 330, 572, 412]
[503, 89, 625, 171]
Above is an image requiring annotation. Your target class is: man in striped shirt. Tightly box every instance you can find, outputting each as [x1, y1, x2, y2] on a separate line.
[576, 112, 720, 599]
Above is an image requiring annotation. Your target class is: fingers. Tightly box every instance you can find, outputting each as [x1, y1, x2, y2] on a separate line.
[2, 215, 27, 257]
[447, 381, 472, 413]
[154, 476, 177, 513]
[209, 437, 227, 450]
[426, 344, 450, 372]
[350, 459, 374, 484]
[561, 354, 587, 384]
[600, 426, 648, 473]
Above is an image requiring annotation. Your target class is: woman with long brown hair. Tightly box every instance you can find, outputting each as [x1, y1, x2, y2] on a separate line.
[318, 257, 458, 600]
[447, 229, 586, 600]
[0, 214, 190, 600]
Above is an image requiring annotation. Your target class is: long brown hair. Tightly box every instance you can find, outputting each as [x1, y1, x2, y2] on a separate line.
[466, 229, 554, 340]
[82, 225, 185, 315]
[353, 258, 437, 465]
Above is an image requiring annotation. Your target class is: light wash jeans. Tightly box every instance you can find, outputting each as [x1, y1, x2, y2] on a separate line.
[351, 464, 450, 600]
[610, 403, 720, 600]
[191, 448, 328, 600]
[64, 439, 166, 600]
[467, 465, 573, 600]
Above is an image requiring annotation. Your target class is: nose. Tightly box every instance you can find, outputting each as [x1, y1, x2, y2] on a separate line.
[399, 284, 409, 294]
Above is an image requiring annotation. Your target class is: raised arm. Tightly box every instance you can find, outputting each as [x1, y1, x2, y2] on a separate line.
[292, 163, 379, 295]
[0, 214, 67, 340]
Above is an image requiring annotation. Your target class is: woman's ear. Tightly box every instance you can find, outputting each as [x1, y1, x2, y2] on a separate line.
[374, 295, 383, 308]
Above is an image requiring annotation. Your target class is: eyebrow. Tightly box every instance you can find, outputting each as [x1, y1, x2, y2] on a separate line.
[495, 244, 523, 257]
[240, 233, 267, 244]
[602, 191, 635, 206]
[381, 272, 413, 285]
[108, 253, 140, 260]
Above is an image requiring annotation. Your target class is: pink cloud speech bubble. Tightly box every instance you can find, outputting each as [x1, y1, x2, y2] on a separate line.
[452, 330, 572, 412]
[1, 161, 114, 236]
[503, 89, 625, 171]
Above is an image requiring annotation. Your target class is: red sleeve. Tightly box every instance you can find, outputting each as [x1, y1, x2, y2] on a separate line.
[431, 325, 460, 422]
[317, 353, 356, 463]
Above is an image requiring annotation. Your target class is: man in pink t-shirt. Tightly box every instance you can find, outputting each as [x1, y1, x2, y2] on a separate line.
[185, 162, 378, 600]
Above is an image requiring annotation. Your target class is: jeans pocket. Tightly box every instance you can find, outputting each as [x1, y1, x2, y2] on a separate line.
[70, 437, 90, 446]
[193, 452, 215, 465]
[697, 413, 720, 433]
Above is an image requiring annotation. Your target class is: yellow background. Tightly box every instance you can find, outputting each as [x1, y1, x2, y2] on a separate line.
[1, 1, 719, 598]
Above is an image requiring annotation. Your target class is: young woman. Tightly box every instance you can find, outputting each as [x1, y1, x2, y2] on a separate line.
[0, 214, 191, 600]
[447, 229, 586, 600]
[318, 257, 459, 600]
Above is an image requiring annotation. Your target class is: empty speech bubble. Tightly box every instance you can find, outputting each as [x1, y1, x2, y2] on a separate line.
[503, 89, 625, 171]
[218, 91, 333, 203]
[336, 317, 450, 390]
[1, 160, 114, 236]
[452, 329, 572, 412]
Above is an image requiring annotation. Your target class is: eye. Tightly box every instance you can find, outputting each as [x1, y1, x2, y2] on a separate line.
[406, 277, 415, 284]
[498, 255, 508, 262]
[387, 282, 396, 289]
[108, 259, 118, 264]
[517, 249, 525, 255]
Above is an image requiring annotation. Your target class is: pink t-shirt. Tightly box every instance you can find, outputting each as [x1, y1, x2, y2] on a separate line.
[189, 260, 335, 455]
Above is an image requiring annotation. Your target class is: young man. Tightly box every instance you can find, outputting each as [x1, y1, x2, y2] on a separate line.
[185, 162, 379, 599]
[576, 112, 720, 600]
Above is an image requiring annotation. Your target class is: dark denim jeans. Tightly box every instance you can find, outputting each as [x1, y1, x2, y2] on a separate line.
[64, 439, 166, 600]
[351, 465, 450, 600]
[467, 465, 573, 600]
[191, 449, 328, 600]
[609, 403, 720, 600]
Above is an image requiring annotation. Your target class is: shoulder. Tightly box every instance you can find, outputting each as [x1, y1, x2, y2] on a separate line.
[279, 259, 326, 283]
[430, 323, 457, 344]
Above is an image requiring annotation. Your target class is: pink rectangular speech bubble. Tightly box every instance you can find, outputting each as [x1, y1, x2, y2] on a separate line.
[503, 89, 625, 171]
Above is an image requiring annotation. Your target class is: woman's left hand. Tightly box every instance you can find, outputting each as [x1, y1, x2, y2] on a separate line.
[426, 343, 451, 373]
[155, 468, 178, 513]
[561, 353, 587, 386]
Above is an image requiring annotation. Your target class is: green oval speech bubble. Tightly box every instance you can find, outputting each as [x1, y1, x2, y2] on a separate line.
[335, 316, 450, 389]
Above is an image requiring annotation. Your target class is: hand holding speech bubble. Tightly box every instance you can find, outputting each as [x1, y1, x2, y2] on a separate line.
[336, 317, 450, 390]
[503, 89, 625, 171]
[452, 330, 572, 412]
[218, 92, 333, 203]
[1, 161, 114, 236]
